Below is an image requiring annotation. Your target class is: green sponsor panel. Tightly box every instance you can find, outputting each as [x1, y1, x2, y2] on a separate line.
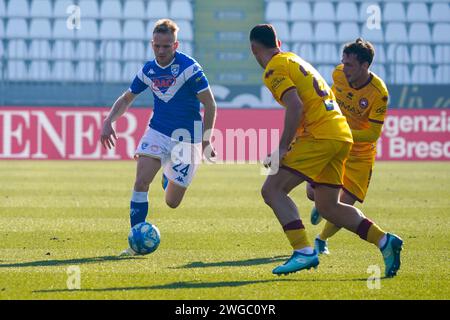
[194, 0, 264, 86]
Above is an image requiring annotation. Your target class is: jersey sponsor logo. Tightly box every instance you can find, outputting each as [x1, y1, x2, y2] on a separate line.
[265, 69, 274, 79]
[151, 75, 177, 91]
[335, 86, 343, 93]
[271, 77, 285, 91]
[171, 64, 180, 77]
[359, 98, 369, 109]
[376, 106, 387, 114]
[346, 92, 354, 100]
[337, 98, 363, 117]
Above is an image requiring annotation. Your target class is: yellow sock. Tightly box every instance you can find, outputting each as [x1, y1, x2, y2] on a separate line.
[367, 223, 386, 246]
[319, 221, 341, 240]
[285, 229, 311, 250]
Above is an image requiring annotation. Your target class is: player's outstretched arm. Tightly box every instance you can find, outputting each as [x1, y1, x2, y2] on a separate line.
[197, 88, 217, 158]
[101, 90, 137, 149]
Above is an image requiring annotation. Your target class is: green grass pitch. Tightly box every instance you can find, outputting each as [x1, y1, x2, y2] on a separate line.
[0, 161, 449, 300]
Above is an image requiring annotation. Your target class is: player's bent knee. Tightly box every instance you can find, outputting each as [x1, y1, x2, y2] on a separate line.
[261, 186, 274, 205]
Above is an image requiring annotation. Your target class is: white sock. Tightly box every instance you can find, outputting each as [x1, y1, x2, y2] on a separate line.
[295, 246, 314, 255]
[378, 234, 388, 249]
[131, 190, 148, 203]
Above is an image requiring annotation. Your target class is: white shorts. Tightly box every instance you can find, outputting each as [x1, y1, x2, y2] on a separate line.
[135, 127, 202, 188]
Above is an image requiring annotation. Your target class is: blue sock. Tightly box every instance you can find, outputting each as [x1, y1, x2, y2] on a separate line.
[130, 191, 148, 228]
[162, 173, 169, 190]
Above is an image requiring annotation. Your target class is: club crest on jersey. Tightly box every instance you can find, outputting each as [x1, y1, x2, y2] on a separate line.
[171, 64, 180, 77]
[359, 98, 369, 109]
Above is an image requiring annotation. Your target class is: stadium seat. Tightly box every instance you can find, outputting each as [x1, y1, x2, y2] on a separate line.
[122, 41, 147, 61]
[270, 21, 290, 42]
[29, 61, 51, 81]
[314, 22, 336, 42]
[265, 1, 289, 21]
[53, 0, 75, 18]
[6, 0, 29, 17]
[435, 65, 450, 84]
[75, 61, 96, 81]
[411, 45, 434, 64]
[391, 64, 411, 84]
[430, 3, 450, 23]
[78, 0, 100, 18]
[75, 19, 98, 39]
[292, 43, 315, 62]
[52, 40, 75, 59]
[316, 65, 334, 85]
[359, 2, 380, 23]
[0, 0, 5, 17]
[53, 18, 76, 39]
[337, 23, 360, 43]
[75, 41, 96, 59]
[100, 20, 122, 40]
[374, 45, 386, 64]
[312, 2, 335, 22]
[176, 20, 194, 41]
[6, 19, 28, 38]
[123, 20, 146, 40]
[29, 40, 51, 59]
[0, 41, 3, 58]
[104, 61, 122, 82]
[409, 23, 432, 44]
[383, 2, 406, 22]
[315, 44, 339, 63]
[385, 23, 408, 43]
[290, 2, 312, 22]
[101, 41, 122, 60]
[100, 0, 122, 19]
[371, 64, 386, 81]
[411, 65, 434, 84]
[170, 1, 194, 21]
[30, 0, 52, 17]
[435, 45, 450, 63]
[336, 2, 359, 22]
[29, 19, 52, 39]
[7, 60, 28, 80]
[178, 41, 193, 56]
[7, 40, 28, 58]
[387, 44, 410, 63]
[406, 3, 429, 22]
[147, 0, 169, 19]
[123, 0, 146, 19]
[123, 62, 142, 82]
[52, 61, 75, 81]
[432, 24, 450, 44]
[0, 18, 4, 37]
[291, 22, 314, 42]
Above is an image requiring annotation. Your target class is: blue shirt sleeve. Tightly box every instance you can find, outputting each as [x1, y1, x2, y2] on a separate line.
[188, 68, 209, 94]
[129, 66, 149, 94]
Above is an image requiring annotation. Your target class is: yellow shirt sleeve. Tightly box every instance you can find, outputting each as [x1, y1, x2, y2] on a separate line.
[368, 93, 389, 124]
[263, 62, 296, 104]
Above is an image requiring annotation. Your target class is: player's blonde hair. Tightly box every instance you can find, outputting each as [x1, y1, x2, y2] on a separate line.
[153, 19, 179, 40]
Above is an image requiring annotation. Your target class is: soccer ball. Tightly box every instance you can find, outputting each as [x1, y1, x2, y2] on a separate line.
[128, 222, 161, 255]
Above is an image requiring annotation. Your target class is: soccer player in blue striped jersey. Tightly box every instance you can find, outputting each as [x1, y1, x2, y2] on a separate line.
[100, 19, 217, 256]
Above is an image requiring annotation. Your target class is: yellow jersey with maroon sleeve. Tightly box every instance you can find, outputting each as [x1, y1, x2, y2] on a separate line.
[263, 52, 353, 143]
[332, 64, 389, 155]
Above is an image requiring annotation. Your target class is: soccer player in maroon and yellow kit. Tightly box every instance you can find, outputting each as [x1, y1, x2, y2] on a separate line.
[249, 25, 403, 277]
[307, 39, 391, 256]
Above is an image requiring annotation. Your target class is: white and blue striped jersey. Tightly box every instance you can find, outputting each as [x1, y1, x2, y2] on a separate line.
[129, 51, 210, 143]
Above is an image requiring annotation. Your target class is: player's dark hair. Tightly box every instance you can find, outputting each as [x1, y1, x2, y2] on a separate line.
[343, 38, 375, 66]
[249, 24, 278, 48]
[153, 19, 179, 38]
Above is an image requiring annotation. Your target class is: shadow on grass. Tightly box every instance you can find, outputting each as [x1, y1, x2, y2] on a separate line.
[172, 255, 290, 269]
[33, 278, 298, 293]
[33, 276, 383, 294]
[0, 256, 141, 268]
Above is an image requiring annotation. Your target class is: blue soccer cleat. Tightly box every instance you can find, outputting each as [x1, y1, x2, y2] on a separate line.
[272, 251, 319, 275]
[310, 206, 323, 225]
[162, 173, 169, 190]
[380, 233, 403, 278]
[314, 236, 330, 255]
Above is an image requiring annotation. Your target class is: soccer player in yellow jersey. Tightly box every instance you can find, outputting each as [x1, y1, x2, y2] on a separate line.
[249, 25, 403, 277]
[307, 39, 392, 257]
